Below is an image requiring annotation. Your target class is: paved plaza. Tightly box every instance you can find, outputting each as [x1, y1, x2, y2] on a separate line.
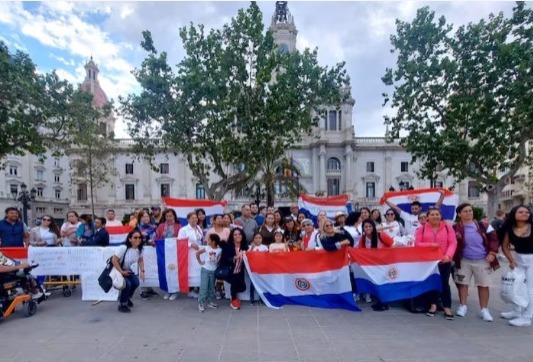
[2, 267, 533, 362]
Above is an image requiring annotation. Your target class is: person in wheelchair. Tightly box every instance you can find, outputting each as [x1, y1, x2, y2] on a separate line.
[0, 246, 43, 300]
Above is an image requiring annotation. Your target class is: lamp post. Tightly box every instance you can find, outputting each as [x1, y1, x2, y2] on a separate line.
[253, 182, 265, 206]
[12, 183, 37, 226]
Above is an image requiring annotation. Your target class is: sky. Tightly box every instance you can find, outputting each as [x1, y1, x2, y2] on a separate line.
[0, 1, 519, 138]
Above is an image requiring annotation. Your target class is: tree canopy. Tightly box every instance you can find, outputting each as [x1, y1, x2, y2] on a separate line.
[382, 1, 532, 215]
[121, 1, 349, 200]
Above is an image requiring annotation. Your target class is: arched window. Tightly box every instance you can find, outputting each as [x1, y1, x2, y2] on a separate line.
[327, 157, 341, 171]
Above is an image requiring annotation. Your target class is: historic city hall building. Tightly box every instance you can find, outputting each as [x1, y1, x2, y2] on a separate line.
[4, 3, 516, 223]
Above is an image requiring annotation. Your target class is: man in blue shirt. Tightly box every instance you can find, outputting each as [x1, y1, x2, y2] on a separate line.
[0, 207, 29, 247]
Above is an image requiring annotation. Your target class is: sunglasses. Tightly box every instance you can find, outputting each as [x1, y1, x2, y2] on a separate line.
[42, 218, 51, 221]
[324, 224, 333, 228]
[131, 236, 142, 240]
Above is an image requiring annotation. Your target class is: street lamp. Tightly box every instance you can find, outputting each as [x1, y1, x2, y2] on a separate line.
[12, 183, 37, 225]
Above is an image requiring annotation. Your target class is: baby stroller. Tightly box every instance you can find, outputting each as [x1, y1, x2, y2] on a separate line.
[1, 263, 46, 319]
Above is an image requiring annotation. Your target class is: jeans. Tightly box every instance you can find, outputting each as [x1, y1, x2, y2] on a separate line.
[198, 268, 215, 304]
[515, 253, 533, 318]
[430, 263, 452, 308]
[119, 274, 140, 306]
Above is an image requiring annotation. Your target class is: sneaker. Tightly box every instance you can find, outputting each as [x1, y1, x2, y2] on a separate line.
[198, 303, 205, 313]
[501, 310, 522, 320]
[236, 299, 241, 308]
[456, 305, 467, 317]
[169, 293, 178, 301]
[32, 292, 43, 300]
[215, 290, 222, 300]
[118, 305, 131, 313]
[364, 294, 372, 303]
[480, 308, 493, 322]
[230, 299, 240, 310]
[127, 299, 134, 308]
[509, 317, 531, 327]
[188, 291, 199, 298]
[207, 302, 219, 309]
[163, 293, 171, 300]
[140, 291, 151, 300]
[354, 293, 360, 302]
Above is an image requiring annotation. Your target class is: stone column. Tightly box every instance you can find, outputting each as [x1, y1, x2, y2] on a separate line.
[319, 145, 326, 193]
[344, 146, 353, 195]
[384, 151, 392, 194]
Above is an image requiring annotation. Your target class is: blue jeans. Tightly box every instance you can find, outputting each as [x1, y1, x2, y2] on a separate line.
[119, 274, 140, 306]
[198, 268, 215, 304]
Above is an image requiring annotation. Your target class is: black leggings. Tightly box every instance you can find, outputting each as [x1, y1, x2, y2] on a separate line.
[230, 270, 246, 300]
[430, 263, 452, 309]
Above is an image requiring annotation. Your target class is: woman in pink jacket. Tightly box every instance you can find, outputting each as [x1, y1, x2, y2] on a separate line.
[415, 207, 457, 320]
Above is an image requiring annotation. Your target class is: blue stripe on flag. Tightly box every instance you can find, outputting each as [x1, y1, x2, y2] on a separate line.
[354, 273, 442, 303]
[263, 292, 360, 312]
[155, 239, 168, 292]
[396, 203, 456, 221]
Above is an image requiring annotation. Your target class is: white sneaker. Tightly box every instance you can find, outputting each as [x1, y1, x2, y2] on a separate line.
[163, 293, 171, 300]
[207, 302, 219, 309]
[480, 308, 493, 322]
[353, 293, 360, 302]
[198, 303, 205, 313]
[364, 294, 372, 303]
[188, 291, 199, 298]
[501, 310, 522, 320]
[509, 317, 532, 327]
[32, 292, 43, 299]
[169, 293, 178, 301]
[456, 305, 467, 317]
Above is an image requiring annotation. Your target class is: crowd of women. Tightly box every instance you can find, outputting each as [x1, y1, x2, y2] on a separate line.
[16, 200, 533, 327]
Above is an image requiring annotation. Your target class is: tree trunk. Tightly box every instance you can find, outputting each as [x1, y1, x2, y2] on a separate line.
[486, 183, 503, 219]
[89, 152, 95, 218]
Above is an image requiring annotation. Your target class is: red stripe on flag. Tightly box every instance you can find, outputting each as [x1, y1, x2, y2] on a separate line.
[246, 249, 348, 274]
[379, 187, 453, 205]
[0, 247, 28, 259]
[163, 197, 227, 208]
[177, 238, 189, 293]
[105, 225, 133, 234]
[299, 194, 349, 206]
[348, 246, 443, 266]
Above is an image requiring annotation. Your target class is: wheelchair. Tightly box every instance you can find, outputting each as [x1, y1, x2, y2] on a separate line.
[0, 264, 46, 319]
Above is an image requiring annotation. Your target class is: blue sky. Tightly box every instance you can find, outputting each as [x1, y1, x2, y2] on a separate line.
[0, 1, 520, 138]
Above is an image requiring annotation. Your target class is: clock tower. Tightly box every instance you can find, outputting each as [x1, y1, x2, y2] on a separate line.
[269, 1, 297, 53]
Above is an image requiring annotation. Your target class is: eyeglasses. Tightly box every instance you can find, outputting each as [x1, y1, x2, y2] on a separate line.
[131, 236, 142, 240]
[324, 224, 333, 228]
[42, 218, 51, 221]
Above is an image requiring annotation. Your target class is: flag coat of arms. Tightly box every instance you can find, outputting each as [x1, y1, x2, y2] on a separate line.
[379, 188, 458, 221]
[349, 247, 443, 303]
[155, 238, 189, 293]
[244, 250, 359, 311]
[105, 225, 133, 245]
[162, 197, 227, 226]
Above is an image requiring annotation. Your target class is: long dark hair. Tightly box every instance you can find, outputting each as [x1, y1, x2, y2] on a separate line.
[498, 205, 533, 243]
[196, 208, 207, 228]
[371, 209, 382, 224]
[345, 211, 361, 227]
[163, 209, 180, 224]
[42, 215, 61, 238]
[125, 229, 144, 253]
[227, 227, 249, 251]
[361, 219, 379, 248]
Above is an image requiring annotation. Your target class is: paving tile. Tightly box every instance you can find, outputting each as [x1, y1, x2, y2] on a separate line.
[258, 341, 299, 361]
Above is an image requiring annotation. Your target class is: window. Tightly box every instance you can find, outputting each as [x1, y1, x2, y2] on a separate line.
[55, 190, 61, 199]
[468, 181, 480, 198]
[160, 183, 170, 197]
[327, 157, 341, 171]
[10, 184, 18, 196]
[196, 184, 205, 199]
[327, 178, 340, 196]
[434, 181, 444, 188]
[77, 183, 87, 201]
[338, 110, 342, 130]
[366, 162, 374, 173]
[99, 122, 107, 135]
[35, 207, 46, 213]
[366, 182, 376, 198]
[36, 170, 44, 181]
[54, 208, 63, 214]
[125, 163, 134, 175]
[37, 187, 43, 197]
[9, 165, 18, 176]
[328, 110, 337, 131]
[125, 184, 135, 200]
[54, 175, 60, 183]
[274, 180, 287, 195]
[54, 158, 60, 167]
[160, 163, 169, 174]
[401, 162, 409, 173]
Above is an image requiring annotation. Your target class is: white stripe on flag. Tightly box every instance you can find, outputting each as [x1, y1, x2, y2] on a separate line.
[164, 238, 179, 293]
[351, 261, 439, 285]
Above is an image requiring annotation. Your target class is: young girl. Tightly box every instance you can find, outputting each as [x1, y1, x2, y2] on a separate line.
[269, 229, 288, 253]
[195, 234, 222, 312]
[249, 233, 268, 305]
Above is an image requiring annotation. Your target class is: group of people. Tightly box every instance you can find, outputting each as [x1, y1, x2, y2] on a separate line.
[1, 196, 533, 328]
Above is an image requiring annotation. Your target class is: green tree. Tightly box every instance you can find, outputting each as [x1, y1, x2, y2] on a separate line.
[382, 2, 532, 217]
[121, 2, 349, 200]
[0, 42, 80, 162]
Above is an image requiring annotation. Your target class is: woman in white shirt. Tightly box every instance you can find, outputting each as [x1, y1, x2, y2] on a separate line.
[60, 211, 81, 246]
[381, 209, 403, 239]
[177, 212, 202, 299]
[30, 215, 61, 246]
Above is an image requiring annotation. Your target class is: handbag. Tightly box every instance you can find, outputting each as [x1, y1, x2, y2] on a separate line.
[110, 267, 126, 290]
[215, 264, 232, 281]
[500, 267, 528, 308]
[98, 257, 114, 293]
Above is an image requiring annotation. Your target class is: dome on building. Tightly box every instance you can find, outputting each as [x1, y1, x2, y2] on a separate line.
[80, 56, 109, 108]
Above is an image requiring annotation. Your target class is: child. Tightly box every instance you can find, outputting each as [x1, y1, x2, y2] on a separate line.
[269, 229, 288, 253]
[76, 214, 94, 245]
[195, 233, 222, 312]
[249, 233, 268, 305]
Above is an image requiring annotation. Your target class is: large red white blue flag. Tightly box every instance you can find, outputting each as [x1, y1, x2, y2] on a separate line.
[379, 188, 458, 221]
[244, 250, 359, 311]
[106, 225, 132, 245]
[349, 247, 443, 303]
[298, 194, 353, 225]
[155, 238, 190, 293]
[163, 197, 227, 226]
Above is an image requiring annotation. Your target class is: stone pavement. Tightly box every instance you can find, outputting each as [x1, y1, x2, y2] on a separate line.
[2, 268, 533, 362]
